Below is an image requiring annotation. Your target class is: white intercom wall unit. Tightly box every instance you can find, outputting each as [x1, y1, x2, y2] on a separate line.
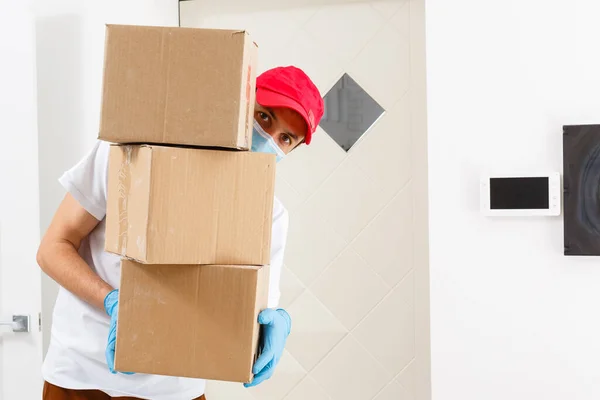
[480, 172, 561, 216]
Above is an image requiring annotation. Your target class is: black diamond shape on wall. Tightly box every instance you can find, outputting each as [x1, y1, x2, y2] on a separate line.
[320, 73, 385, 152]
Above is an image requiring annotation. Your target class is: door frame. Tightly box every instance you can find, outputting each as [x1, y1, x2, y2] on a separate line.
[0, 1, 44, 399]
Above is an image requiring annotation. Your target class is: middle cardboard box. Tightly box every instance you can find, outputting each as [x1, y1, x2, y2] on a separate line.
[105, 144, 276, 265]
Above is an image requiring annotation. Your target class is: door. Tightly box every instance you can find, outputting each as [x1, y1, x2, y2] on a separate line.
[180, 1, 430, 399]
[0, 1, 44, 399]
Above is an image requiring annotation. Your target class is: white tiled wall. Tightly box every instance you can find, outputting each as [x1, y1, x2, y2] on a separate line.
[180, 1, 430, 398]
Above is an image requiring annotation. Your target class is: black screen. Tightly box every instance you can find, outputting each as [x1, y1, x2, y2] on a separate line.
[489, 177, 549, 210]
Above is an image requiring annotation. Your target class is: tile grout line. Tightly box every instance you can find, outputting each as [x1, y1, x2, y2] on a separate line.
[369, 0, 401, 21]
[368, 356, 417, 400]
[280, 378, 304, 400]
[342, 15, 389, 73]
[369, 381, 390, 400]
[342, 10, 411, 112]
[308, 176, 413, 292]
[394, 357, 417, 393]
[301, 3, 387, 74]
[275, 350, 309, 400]
[299, 330, 350, 380]
[341, 266, 418, 381]
[292, 155, 348, 211]
[350, 265, 415, 334]
[347, 327, 415, 396]
[280, 265, 307, 310]
[348, 331, 399, 397]
[293, 266, 416, 398]
[347, 88, 410, 157]
[346, 168, 412, 247]
[280, 370, 334, 400]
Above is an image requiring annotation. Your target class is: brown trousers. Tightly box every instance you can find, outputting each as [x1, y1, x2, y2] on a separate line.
[43, 382, 206, 400]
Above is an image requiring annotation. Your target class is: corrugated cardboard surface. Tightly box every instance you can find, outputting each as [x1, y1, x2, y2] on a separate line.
[105, 144, 276, 265]
[115, 259, 269, 382]
[99, 24, 258, 149]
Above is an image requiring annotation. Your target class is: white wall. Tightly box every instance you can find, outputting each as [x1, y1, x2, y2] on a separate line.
[0, 2, 43, 397]
[35, 0, 179, 355]
[427, 1, 600, 399]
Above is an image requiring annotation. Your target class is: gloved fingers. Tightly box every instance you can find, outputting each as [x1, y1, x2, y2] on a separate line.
[106, 340, 135, 375]
[107, 325, 117, 338]
[253, 349, 274, 374]
[120, 370, 135, 375]
[276, 309, 292, 334]
[244, 364, 274, 388]
[105, 342, 116, 374]
[258, 309, 278, 326]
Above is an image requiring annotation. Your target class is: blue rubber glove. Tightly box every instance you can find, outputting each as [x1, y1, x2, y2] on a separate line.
[244, 308, 291, 388]
[104, 289, 134, 375]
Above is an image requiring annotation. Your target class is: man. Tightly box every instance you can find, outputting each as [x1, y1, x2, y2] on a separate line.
[37, 66, 324, 400]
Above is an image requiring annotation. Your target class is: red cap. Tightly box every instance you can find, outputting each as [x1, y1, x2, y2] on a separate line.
[256, 66, 324, 145]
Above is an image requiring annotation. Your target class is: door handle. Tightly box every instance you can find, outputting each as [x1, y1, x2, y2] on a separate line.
[0, 315, 30, 333]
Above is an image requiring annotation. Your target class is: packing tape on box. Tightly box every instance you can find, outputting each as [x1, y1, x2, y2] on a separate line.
[116, 145, 133, 255]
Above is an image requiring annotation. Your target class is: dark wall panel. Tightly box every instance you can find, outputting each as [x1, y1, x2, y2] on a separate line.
[563, 124, 600, 256]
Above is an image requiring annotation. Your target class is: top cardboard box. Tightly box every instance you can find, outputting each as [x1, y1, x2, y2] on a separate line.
[98, 24, 258, 149]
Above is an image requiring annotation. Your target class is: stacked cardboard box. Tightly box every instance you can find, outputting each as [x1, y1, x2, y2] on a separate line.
[99, 25, 273, 383]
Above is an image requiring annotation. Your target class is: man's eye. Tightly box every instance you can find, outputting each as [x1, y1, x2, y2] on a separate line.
[281, 134, 292, 146]
[258, 112, 269, 122]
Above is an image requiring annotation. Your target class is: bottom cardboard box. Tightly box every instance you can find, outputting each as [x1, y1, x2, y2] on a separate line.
[115, 259, 269, 382]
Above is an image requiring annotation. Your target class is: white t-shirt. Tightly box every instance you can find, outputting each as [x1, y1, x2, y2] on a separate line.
[42, 140, 289, 400]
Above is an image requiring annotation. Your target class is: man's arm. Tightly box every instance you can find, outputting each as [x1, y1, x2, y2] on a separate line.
[36, 193, 113, 311]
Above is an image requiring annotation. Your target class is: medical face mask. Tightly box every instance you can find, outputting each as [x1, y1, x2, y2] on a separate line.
[251, 120, 286, 162]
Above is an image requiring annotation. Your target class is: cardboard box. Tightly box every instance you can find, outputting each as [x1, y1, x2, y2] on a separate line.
[98, 24, 258, 149]
[115, 259, 269, 382]
[105, 144, 275, 265]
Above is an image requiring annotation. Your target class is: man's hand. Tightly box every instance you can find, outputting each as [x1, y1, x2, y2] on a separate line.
[104, 289, 134, 375]
[244, 308, 291, 388]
